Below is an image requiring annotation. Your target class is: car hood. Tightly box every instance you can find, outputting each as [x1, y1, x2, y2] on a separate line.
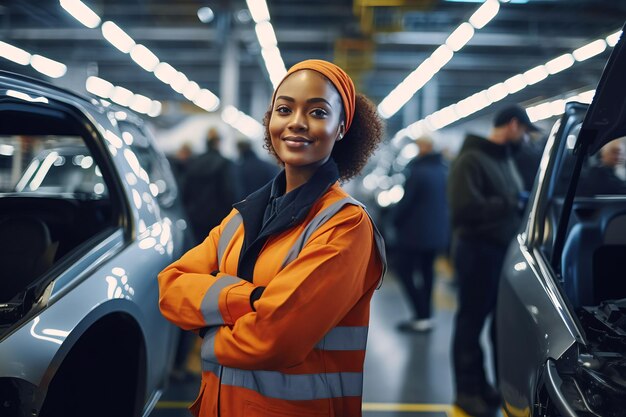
[579, 24, 626, 155]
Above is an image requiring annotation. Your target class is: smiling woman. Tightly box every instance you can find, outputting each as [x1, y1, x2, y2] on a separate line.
[158, 59, 387, 417]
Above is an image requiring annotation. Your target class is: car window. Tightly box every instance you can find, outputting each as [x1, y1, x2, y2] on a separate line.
[0, 135, 107, 198]
[0, 103, 119, 303]
[538, 115, 626, 305]
[119, 122, 177, 208]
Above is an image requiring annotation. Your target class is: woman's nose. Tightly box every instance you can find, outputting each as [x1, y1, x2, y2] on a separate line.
[288, 110, 307, 131]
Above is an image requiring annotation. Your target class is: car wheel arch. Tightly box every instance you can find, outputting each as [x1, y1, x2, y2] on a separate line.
[36, 309, 148, 417]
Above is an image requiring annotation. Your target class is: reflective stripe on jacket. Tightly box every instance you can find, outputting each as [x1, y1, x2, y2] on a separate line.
[158, 182, 386, 417]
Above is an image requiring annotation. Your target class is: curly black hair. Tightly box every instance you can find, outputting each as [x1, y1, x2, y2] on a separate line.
[262, 93, 385, 182]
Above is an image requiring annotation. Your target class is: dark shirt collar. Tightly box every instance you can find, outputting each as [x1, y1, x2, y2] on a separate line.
[232, 158, 340, 280]
[234, 157, 340, 242]
[462, 134, 511, 159]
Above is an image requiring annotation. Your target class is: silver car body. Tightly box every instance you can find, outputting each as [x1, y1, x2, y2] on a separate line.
[497, 25, 626, 417]
[0, 72, 190, 416]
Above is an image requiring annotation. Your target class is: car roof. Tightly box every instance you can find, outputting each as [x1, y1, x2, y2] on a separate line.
[0, 70, 146, 131]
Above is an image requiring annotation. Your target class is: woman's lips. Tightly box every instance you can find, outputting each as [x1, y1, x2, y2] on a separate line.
[283, 136, 312, 148]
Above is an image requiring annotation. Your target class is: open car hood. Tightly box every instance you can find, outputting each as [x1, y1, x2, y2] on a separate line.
[579, 24, 626, 155]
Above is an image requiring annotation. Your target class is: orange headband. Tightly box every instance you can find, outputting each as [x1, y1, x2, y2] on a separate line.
[271, 59, 356, 132]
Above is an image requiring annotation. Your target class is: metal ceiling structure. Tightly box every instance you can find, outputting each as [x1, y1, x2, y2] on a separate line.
[1, 0, 625, 133]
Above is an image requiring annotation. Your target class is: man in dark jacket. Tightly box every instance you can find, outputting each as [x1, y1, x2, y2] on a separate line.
[182, 128, 243, 244]
[392, 136, 449, 332]
[448, 105, 538, 417]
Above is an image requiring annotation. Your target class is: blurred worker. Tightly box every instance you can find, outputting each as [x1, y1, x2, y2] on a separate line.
[159, 59, 386, 417]
[236, 137, 279, 196]
[392, 135, 449, 332]
[168, 142, 193, 185]
[182, 128, 243, 244]
[448, 105, 537, 417]
[512, 130, 546, 193]
[578, 138, 626, 196]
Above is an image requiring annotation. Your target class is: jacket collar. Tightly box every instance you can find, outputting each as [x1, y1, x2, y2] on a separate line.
[461, 134, 510, 159]
[234, 158, 340, 243]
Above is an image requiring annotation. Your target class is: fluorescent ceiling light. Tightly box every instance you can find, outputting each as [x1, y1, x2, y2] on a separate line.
[130, 44, 159, 72]
[170, 72, 189, 93]
[86, 76, 114, 98]
[486, 82, 508, 102]
[469, 0, 500, 29]
[549, 99, 566, 116]
[523, 65, 548, 85]
[130, 94, 153, 114]
[221, 105, 239, 124]
[261, 46, 287, 88]
[246, 0, 270, 23]
[255, 21, 278, 49]
[59, 0, 101, 29]
[110, 86, 134, 107]
[30, 55, 67, 78]
[182, 81, 201, 101]
[223, 106, 264, 139]
[154, 62, 176, 84]
[573, 39, 607, 62]
[101, 21, 135, 53]
[544, 53, 574, 74]
[606, 30, 622, 47]
[430, 45, 454, 69]
[445, 22, 475, 51]
[148, 101, 162, 118]
[0, 41, 31, 65]
[194, 89, 220, 112]
[504, 74, 527, 94]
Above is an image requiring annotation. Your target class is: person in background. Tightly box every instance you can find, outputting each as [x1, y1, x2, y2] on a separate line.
[448, 105, 538, 417]
[182, 128, 243, 244]
[512, 128, 545, 193]
[392, 135, 449, 332]
[168, 142, 194, 185]
[236, 137, 279, 196]
[578, 138, 626, 196]
[158, 59, 386, 417]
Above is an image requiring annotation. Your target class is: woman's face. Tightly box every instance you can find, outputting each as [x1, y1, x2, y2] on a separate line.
[269, 70, 345, 171]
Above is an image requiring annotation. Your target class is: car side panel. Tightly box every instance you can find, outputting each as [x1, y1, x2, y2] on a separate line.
[497, 241, 576, 415]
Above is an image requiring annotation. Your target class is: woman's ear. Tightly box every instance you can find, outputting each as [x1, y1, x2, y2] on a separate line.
[336, 123, 346, 142]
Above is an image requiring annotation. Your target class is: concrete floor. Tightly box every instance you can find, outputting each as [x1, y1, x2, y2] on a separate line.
[150, 260, 496, 417]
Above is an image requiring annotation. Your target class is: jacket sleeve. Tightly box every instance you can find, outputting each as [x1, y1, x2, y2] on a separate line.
[158, 211, 260, 331]
[204, 207, 383, 370]
[448, 153, 513, 223]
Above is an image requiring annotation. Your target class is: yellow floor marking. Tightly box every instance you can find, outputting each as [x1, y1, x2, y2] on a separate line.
[363, 402, 452, 412]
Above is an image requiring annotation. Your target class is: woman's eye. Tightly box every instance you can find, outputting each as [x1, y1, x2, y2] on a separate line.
[311, 109, 328, 118]
[275, 106, 290, 114]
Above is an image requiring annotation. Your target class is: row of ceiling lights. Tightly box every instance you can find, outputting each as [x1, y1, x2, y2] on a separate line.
[59, 0, 220, 116]
[373, 85, 597, 208]
[377, 0, 502, 119]
[61, 0, 267, 138]
[0, 41, 67, 79]
[1, 0, 266, 139]
[246, 0, 287, 89]
[393, 29, 622, 143]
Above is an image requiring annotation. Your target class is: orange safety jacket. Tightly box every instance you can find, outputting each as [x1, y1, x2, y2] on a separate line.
[159, 161, 386, 417]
